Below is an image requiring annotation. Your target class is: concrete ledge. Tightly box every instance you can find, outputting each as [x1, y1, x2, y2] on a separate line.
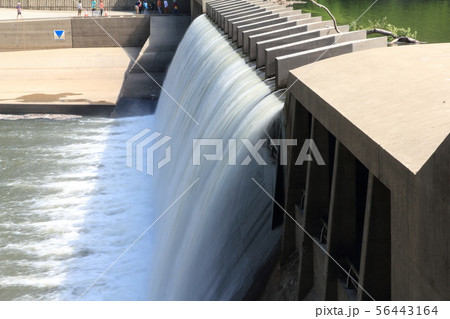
[237, 13, 310, 46]
[213, 2, 255, 22]
[207, 0, 245, 17]
[266, 30, 366, 77]
[228, 10, 274, 37]
[275, 37, 387, 88]
[212, 0, 268, 22]
[219, 5, 261, 29]
[242, 16, 320, 54]
[0, 103, 115, 116]
[221, 5, 284, 31]
[253, 22, 345, 64]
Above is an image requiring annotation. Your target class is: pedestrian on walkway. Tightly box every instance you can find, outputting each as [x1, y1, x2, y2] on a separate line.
[173, 1, 178, 14]
[149, 1, 155, 14]
[91, 0, 96, 15]
[99, 0, 104, 15]
[77, 1, 83, 16]
[135, 0, 141, 14]
[143, 0, 148, 14]
[157, 0, 162, 14]
[16, 2, 22, 19]
[163, 0, 168, 14]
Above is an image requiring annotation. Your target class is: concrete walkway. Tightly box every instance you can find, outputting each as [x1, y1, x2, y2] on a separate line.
[0, 8, 135, 21]
[0, 46, 140, 114]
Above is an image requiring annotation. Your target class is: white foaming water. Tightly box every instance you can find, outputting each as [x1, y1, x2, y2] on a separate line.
[146, 15, 284, 300]
[0, 116, 157, 300]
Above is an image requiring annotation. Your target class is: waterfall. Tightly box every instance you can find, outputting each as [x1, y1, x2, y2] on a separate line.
[146, 15, 285, 300]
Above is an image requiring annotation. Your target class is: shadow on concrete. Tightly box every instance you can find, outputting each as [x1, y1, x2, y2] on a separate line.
[112, 15, 191, 118]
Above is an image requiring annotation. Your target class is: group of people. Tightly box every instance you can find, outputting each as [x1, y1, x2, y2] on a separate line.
[15, 0, 179, 19]
[76, 0, 106, 16]
[135, 0, 179, 14]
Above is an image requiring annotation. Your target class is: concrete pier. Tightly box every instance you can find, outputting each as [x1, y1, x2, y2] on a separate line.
[282, 44, 450, 300]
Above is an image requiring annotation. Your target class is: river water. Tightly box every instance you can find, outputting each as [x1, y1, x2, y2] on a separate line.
[0, 115, 158, 300]
[295, 0, 450, 43]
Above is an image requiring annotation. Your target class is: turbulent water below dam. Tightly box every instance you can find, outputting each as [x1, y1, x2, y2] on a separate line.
[0, 15, 285, 300]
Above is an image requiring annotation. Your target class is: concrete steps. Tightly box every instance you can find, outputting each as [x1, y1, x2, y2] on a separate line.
[206, 0, 387, 89]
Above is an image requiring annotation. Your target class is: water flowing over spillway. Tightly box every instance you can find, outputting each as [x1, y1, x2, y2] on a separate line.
[146, 15, 284, 300]
[0, 15, 284, 301]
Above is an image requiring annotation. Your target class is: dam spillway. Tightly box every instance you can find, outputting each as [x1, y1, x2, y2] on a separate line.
[146, 15, 284, 300]
[0, 1, 448, 302]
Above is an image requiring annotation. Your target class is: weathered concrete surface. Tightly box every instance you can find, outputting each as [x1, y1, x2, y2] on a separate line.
[266, 30, 366, 77]
[276, 37, 387, 87]
[0, 47, 135, 115]
[253, 23, 347, 64]
[285, 43, 450, 300]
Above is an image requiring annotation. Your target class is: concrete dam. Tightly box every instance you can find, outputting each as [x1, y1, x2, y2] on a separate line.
[0, 0, 448, 301]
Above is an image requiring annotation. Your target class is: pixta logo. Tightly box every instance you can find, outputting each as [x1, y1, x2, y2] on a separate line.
[126, 129, 172, 176]
[193, 139, 325, 166]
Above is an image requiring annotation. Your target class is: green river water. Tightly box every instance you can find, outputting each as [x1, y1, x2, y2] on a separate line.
[294, 0, 450, 43]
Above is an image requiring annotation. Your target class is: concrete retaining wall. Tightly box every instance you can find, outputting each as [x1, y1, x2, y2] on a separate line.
[0, 15, 149, 51]
[0, 18, 73, 51]
[72, 16, 149, 48]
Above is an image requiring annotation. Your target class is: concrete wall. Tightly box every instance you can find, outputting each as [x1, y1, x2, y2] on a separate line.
[0, 19, 73, 51]
[72, 16, 149, 48]
[0, 16, 149, 51]
[0, 0, 191, 13]
[191, 0, 205, 20]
